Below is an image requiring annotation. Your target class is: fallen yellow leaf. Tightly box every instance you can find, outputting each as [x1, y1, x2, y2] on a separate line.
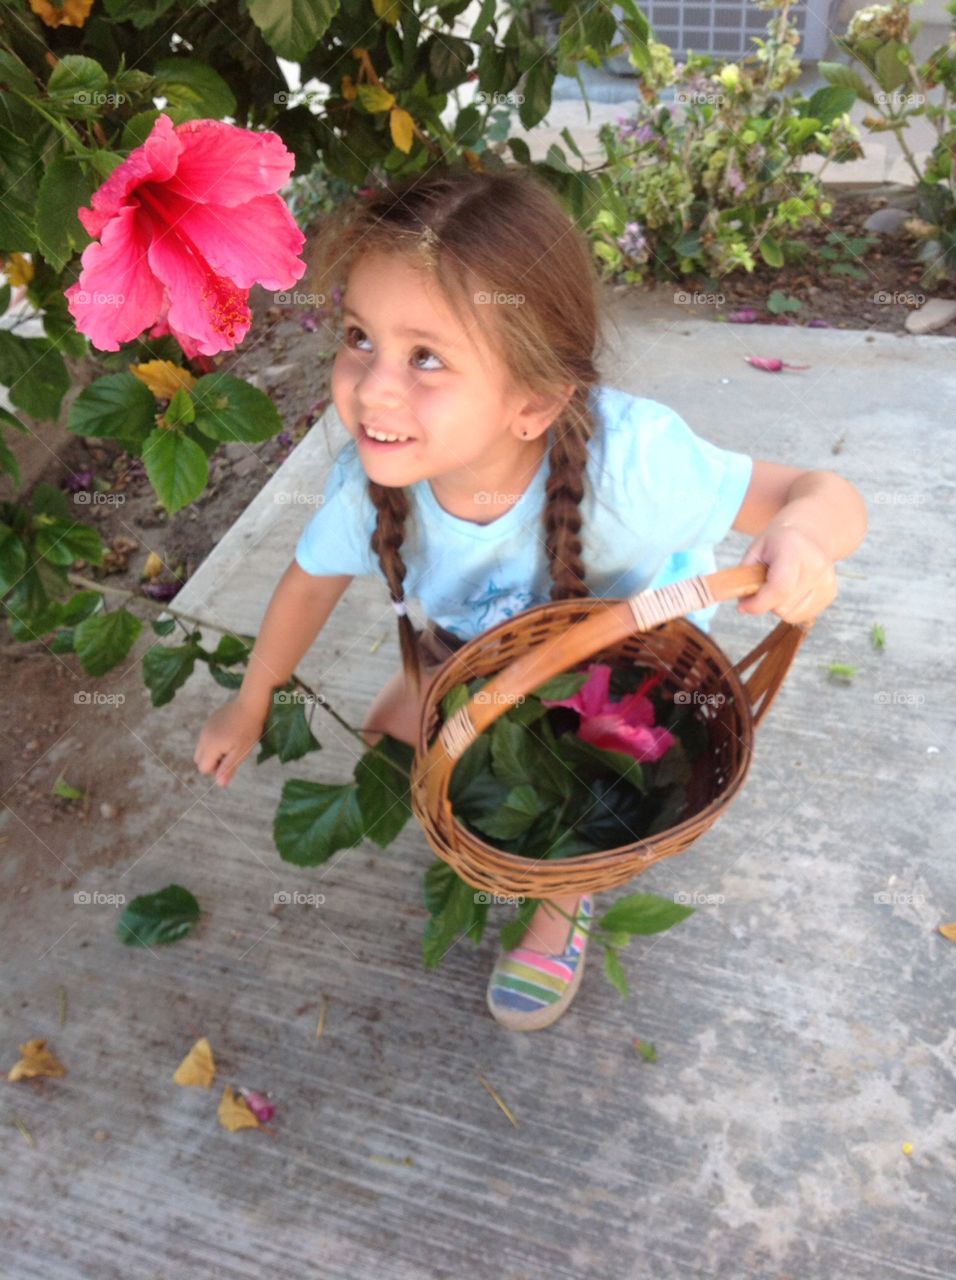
[173, 1037, 216, 1087]
[218, 1084, 262, 1131]
[131, 360, 197, 400]
[8, 1038, 67, 1081]
[938, 922, 956, 942]
[142, 551, 165, 581]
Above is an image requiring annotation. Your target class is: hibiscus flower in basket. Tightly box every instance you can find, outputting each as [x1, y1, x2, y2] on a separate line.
[441, 660, 703, 860]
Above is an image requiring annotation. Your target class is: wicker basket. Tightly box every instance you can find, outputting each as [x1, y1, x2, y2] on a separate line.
[410, 564, 812, 898]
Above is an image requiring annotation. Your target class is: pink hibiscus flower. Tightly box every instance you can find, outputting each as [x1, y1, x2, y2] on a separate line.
[65, 113, 307, 357]
[541, 663, 675, 763]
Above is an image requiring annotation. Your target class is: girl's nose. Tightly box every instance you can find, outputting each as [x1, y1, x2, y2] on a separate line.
[355, 357, 405, 411]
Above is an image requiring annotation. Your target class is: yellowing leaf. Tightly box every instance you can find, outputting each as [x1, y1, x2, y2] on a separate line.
[173, 1036, 216, 1087]
[28, 0, 93, 28]
[218, 1084, 262, 1131]
[8, 1038, 67, 1081]
[6, 253, 34, 287]
[389, 108, 415, 154]
[463, 150, 483, 174]
[371, 0, 401, 24]
[341, 74, 358, 102]
[142, 551, 164, 581]
[938, 922, 956, 942]
[357, 84, 396, 114]
[131, 360, 197, 400]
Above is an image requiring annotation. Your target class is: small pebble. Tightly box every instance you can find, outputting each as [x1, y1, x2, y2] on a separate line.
[93, 1130, 109, 1143]
[99, 802, 117, 819]
[25, 739, 39, 752]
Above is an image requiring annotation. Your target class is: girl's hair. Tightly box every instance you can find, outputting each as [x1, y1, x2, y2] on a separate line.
[306, 167, 611, 694]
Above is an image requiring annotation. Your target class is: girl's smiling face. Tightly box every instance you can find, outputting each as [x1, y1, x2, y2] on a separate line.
[331, 250, 567, 518]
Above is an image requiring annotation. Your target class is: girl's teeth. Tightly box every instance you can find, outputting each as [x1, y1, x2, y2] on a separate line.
[366, 426, 410, 442]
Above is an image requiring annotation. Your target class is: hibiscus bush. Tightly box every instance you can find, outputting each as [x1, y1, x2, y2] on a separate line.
[826, 0, 956, 283]
[590, 0, 865, 284]
[0, 0, 658, 677]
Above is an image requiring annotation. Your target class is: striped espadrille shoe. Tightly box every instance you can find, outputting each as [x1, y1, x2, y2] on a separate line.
[486, 896, 593, 1031]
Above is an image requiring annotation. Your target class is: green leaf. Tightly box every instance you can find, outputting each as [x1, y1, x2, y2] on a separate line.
[117, 883, 200, 946]
[422, 870, 480, 968]
[870, 623, 886, 651]
[489, 717, 535, 788]
[766, 290, 802, 315]
[34, 517, 104, 568]
[530, 670, 588, 700]
[68, 373, 156, 452]
[634, 1037, 657, 1062]
[274, 777, 365, 865]
[191, 373, 284, 444]
[247, 0, 338, 61]
[142, 427, 208, 514]
[440, 681, 471, 720]
[428, 34, 473, 92]
[603, 947, 629, 996]
[469, 783, 542, 839]
[806, 86, 856, 126]
[36, 155, 93, 272]
[152, 58, 237, 122]
[31, 482, 70, 518]
[53, 775, 84, 801]
[354, 734, 414, 847]
[165, 387, 195, 427]
[519, 59, 555, 129]
[73, 608, 143, 676]
[598, 891, 695, 936]
[0, 331, 69, 422]
[759, 235, 784, 268]
[142, 638, 200, 706]
[47, 56, 109, 120]
[151, 617, 177, 636]
[0, 524, 28, 597]
[257, 685, 321, 763]
[498, 894, 540, 949]
[817, 61, 873, 104]
[557, 734, 647, 794]
[103, 0, 176, 28]
[874, 40, 909, 93]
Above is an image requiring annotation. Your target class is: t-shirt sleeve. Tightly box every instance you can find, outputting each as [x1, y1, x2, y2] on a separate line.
[294, 439, 378, 578]
[626, 398, 753, 551]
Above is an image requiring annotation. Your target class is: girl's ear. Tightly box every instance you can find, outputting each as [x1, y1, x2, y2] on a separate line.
[512, 382, 576, 440]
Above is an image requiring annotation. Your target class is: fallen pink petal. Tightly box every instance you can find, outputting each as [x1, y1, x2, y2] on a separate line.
[728, 308, 760, 323]
[65, 113, 306, 357]
[238, 1088, 276, 1123]
[744, 356, 811, 372]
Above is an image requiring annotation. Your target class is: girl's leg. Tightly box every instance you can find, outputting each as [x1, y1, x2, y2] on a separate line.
[360, 661, 441, 749]
[514, 895, 587, 953]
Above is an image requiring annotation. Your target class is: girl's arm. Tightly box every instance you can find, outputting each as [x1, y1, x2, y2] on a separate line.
[731, 461, 868, 622]
[194, 562, 352, 786]
[237, 561, 353, 715]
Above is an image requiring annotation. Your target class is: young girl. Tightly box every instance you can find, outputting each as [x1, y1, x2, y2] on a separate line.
[194, 169, 867, 1032]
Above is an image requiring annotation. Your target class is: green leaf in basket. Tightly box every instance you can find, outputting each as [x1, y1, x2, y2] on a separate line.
[117, 883, 200, 946]
[440, 681, 472, 720]
[469, 784, 543, 840]
[597, 892, 695, 936]
[530, 671, 589, 700]
[489, 718, 537, 789]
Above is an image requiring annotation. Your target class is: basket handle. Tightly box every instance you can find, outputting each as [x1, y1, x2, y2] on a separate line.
[423, 564, 812, 777]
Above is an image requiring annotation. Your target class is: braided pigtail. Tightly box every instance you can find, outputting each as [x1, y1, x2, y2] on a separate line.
[368, 481, 424, 695]
[542, 386, 595, 601]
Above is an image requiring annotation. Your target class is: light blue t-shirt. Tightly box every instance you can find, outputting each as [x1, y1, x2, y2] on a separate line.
[294, 385, 753, 641]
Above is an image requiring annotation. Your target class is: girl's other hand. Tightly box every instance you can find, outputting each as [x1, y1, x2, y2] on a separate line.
[737, 521, 838, 625]
[193, 697, 268, 787]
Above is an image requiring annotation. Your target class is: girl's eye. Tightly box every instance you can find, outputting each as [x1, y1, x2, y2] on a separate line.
[343, 326, 444, 372]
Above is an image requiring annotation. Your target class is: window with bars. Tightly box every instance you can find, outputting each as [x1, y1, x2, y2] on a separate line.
[608, 0, 832, 64]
